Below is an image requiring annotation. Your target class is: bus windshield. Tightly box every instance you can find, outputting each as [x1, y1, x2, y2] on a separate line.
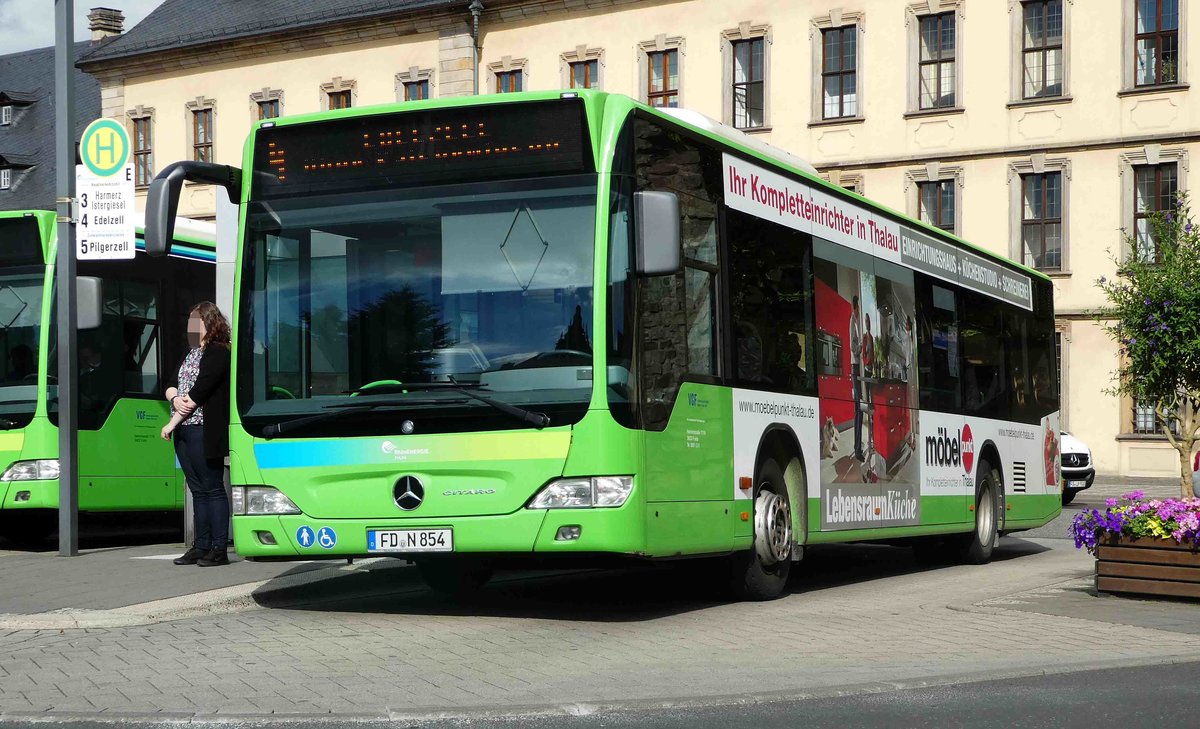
[0, 269, 45, 427]
[238, 175, 598, 436]
[0, 218, 47, 429]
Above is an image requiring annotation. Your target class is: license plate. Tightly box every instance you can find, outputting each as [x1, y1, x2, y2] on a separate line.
[1067, 480, 1085, 490]
[367, 528, 453, 553]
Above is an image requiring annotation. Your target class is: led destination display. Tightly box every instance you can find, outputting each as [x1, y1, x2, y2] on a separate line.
[251, 99, 593, 199]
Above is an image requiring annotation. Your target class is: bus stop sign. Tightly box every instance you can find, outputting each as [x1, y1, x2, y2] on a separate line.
[76, 118, 135, 260]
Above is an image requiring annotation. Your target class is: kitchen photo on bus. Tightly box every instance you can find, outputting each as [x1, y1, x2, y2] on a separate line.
[815, 241, 920, 528]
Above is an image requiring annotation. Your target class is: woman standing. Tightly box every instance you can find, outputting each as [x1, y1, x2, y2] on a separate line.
[162, 302, 232, 567]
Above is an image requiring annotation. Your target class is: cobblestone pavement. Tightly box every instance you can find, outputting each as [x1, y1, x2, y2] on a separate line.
[2, 536, 1198, 720]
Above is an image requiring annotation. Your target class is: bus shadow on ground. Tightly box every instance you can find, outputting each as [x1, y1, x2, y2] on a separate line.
[250, 537, 1051, 622]
[0, 511, 183, 553]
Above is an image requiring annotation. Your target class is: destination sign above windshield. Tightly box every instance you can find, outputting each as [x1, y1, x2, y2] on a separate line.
[251, 99, 592, 199]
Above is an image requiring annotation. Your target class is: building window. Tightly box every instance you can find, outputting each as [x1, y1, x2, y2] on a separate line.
[403, 80, 429, 101]
[495, 70, 522, 93]
[0, 168, 10, 190]
[821, 27, 857, 119]
[395, 68, 435, 103]
[1136, 0, 1180, 86]
[647, 49, 679, 108]
[1022, 1, 1064, 98]
[1133, 163, 1178, 261]
[250, 88, 283, 121]
[561, 48, 604, 91]
[918, 180, 956, 233]
[0, 106, 10, 126]
[1133, 399, 1180, 435]
[191, 109, 213, 163]
[1021, 172, 1063, 270]
[570, 60, 598, 89]
[732, 38, 765, 128]
[132, 116, 152, 187]
[257, 100, 280, 119]
[918, 12, 956, 109]
[328, 90, 352, 109]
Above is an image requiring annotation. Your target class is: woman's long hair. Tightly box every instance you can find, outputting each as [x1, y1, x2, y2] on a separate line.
[191, 301, 231, 350]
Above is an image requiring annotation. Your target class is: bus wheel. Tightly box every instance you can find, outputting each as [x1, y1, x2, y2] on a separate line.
[417, 558, 493, 597]
[0, 509, 56, 546]
[730, 458, 792, 601]
[959, 467, 1000, 565]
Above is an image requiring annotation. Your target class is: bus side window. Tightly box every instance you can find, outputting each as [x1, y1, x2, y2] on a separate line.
[726, 208, 814, 395]
[915, 278, 961, 411]
[959, 291, 1009, 421]
[1006, 308, 1036, 424]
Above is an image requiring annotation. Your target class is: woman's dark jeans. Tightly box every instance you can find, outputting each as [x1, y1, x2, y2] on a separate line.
[174, 425, 228, 551]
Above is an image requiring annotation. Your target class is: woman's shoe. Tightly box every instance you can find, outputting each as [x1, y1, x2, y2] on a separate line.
[173, 547, 206, 565]
[196, 549, 230, 567]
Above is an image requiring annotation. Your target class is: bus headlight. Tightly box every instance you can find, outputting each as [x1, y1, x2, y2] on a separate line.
[528, 476, 634, 509]
[1, 459, 60, 481]
[231, 486, 301, 516]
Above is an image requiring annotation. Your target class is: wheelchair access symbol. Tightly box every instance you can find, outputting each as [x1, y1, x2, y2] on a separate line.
[316, 526, 337, 549]
[296, 525, 316, 549]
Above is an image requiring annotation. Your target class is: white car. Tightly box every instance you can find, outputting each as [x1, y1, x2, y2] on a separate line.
[1060, 431, 1094, 506]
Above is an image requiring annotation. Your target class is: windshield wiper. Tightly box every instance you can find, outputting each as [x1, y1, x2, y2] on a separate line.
[260, 397, 462, 439]
[349, 379, 551, 429]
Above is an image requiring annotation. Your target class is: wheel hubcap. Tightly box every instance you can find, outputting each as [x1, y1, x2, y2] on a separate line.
[977, 484, 995, 545]
[754, 488, 792, 565]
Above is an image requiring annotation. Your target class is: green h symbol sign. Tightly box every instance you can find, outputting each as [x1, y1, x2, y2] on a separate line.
[80, 118, 130, 177]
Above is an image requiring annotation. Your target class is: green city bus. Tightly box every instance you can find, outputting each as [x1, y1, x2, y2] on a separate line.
[146, 91, 1061, 599]
[0, 210, 216, 544]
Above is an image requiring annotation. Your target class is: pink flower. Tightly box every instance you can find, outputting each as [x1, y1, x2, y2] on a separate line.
[1105, 498, 1118, 507]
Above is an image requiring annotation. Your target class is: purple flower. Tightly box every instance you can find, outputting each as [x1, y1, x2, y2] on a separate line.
[1187, 223, 1194, 233]
[1124, 489, 1146, 500]
[1106, 498, 1118, 507]
[1099, 276, 1108, 284]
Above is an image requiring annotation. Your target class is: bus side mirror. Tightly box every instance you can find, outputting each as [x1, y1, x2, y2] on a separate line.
[77, 276, 102, 331]
[633, 190, 681, 276]
[146, 161, 242, 257]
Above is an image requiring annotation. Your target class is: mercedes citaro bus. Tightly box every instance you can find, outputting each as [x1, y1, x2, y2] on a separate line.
[145, 91, 1060, 599]
[0, 211, 214, 543]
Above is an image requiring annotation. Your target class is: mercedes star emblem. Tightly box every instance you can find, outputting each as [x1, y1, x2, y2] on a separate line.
[394, 475, 424, 511]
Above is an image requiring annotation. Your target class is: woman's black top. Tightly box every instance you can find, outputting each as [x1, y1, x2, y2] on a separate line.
[166, 346, 231, 461]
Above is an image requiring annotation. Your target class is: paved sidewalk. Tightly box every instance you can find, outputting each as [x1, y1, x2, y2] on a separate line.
[0, 543, 349, 629]
[1, 537, 1198, 720]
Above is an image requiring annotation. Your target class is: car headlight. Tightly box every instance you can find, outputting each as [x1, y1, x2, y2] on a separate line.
[528, 476, 634, 509]
[0, 459, 60, 481]
[231, 486, 301, 515]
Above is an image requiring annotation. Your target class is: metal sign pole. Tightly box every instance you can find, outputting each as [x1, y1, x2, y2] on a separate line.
[55, 0, 79, 557]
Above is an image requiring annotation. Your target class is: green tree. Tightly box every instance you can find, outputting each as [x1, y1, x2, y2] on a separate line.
[1097, 195, 1200, 497]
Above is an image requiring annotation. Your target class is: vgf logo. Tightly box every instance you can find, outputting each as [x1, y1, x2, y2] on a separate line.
[687, 393, 698, 406]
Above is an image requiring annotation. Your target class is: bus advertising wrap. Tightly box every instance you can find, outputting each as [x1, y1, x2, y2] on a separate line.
[721, 154, 1033, 311]
[723, 154, 1054, 531]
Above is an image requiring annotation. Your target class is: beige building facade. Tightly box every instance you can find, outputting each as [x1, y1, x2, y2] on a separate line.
[80, 0, 1197, 476]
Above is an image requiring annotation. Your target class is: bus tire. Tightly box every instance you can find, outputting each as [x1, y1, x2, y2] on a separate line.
[0, 509, 55, 546]
[417, 558, 493, 597]
[959, 467, 1000, 565]
[729, 457, 792, 601]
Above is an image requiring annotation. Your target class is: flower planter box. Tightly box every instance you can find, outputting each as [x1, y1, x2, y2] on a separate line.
[1095, 535, 1200, 600]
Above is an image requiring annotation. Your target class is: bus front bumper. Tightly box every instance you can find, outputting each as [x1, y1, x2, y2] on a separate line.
[0, 479, 57, 510]
[233, 503, 648, 560]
